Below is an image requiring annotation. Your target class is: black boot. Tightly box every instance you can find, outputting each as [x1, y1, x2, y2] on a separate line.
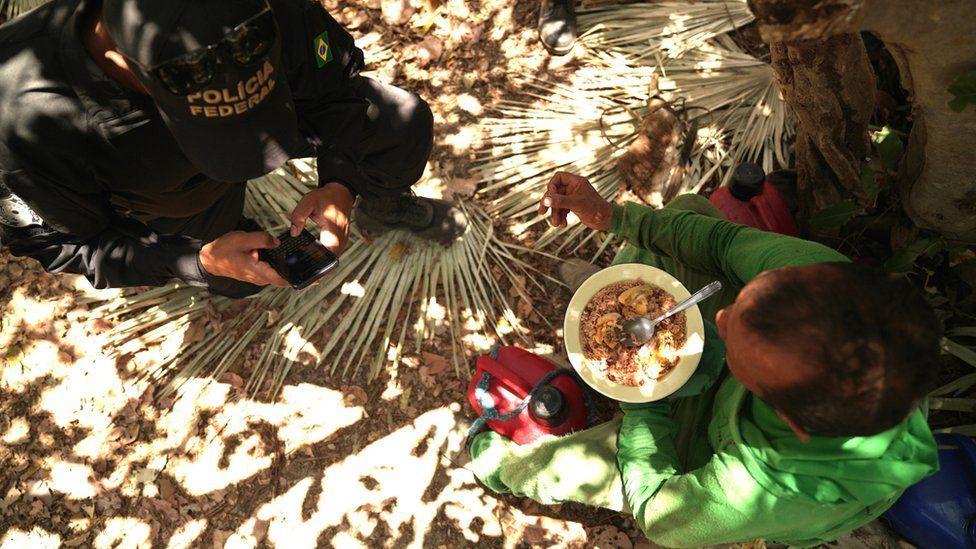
[353, 193, 468, 244]
[538, 0, 577, 56]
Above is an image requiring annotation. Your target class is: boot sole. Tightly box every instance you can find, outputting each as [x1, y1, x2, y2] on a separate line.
[542, 41, 575, 56]
[539, 29, 576, 56]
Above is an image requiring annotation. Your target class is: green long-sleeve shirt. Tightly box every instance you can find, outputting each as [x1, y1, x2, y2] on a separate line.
[610, 202, 939, 547]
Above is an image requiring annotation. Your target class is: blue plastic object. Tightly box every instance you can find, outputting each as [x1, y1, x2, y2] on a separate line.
[884, 434, 976, 549]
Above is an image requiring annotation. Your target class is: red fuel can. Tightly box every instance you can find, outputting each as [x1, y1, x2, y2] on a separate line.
[710, 163, 799, 236]
[467, 346, 589, 445]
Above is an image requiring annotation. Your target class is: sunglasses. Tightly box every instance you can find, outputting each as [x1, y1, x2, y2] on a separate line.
[143, 4, 278, 96]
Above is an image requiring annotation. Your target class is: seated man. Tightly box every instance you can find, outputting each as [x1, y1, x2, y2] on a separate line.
[470, 172, 941, 547]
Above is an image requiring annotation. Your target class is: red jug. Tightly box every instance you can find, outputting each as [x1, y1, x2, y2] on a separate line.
[467, 346, 589, 445]
[710, 163, 799, 236]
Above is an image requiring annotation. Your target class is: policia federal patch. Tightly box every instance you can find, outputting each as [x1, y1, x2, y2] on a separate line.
[314, 31, 333, 68]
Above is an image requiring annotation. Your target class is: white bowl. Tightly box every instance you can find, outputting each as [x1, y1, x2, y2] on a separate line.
[564, 263, 706, 403]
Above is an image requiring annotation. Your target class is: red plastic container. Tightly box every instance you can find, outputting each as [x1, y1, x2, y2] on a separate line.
[467, 346, 588, 445]
[710, 163, 799, 236]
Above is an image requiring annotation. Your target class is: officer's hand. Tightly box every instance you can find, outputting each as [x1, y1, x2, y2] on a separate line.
[289, 182, 354, 255]
[199, 231, 289, 287]
[538, 172, 613, 231]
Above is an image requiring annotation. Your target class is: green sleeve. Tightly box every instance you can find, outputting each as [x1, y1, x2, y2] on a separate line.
[616, 402, 680, 519]
[609, 202, 849, 286]
[619, 408, 851, 548]
[617, 402, 810, 548]
[633, 453, 788, 548]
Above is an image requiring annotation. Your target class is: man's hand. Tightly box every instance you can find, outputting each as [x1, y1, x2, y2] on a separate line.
[538, 172, 613, 231]
[289, 182, 355, 255]
[199, 231, 289, 287]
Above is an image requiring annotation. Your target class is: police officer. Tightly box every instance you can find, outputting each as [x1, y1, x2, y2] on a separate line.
[0, 0, 465, 297]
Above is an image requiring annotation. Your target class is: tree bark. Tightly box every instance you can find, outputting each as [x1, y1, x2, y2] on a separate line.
[747, 0, 864, 42]
[748, 0, 976, 242]
[767, 35, 875, 225]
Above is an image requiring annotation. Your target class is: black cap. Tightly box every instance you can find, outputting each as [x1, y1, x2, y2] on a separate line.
[730, 163, 766, 201]
[529, 386, 569, 427]
[102, 0, 306, 182]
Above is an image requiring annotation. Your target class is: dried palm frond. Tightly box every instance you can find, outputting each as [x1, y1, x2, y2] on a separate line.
[88, 162, 556, 398]
[578, 0, 754, 60]
[476, 43, 792, 252]
[477, 61, 688, 255]
[0, 0, 47, 19]
[356, 31, 401, 79]
[649, 40, 794, 185]
[927, 336, 976, 432]
[933, 424, 976, 437]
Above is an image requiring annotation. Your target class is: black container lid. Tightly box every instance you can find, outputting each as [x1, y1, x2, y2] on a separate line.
[530, 386, 569, 427]
[730, 163, 766, 201]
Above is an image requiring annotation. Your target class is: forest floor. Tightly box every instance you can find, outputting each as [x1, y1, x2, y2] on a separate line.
[0, 0, 911, 547]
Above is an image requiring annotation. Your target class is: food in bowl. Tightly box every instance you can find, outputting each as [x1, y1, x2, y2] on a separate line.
[579, 280, 687, 386]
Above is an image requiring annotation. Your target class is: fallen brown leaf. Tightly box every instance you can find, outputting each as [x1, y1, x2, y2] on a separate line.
[253, 518, 271, 543]
[588, 525, 633, 549]
[212, 529, 233, 549]
[444, 178, 478, 201]
[522, 521, 548, 545]
[422, 352, 450, 375]
[158, 477, 176, 502]
[63, 533, 89, 547]
[340, 6, 368, 29]
[184, 318, 207, 345]
[381, 0, 414, 25]
[219, 372, 245, 391]
[205, 301, 223, 331]
[342, 385, 368, 407]
[409, 36, 443, 67]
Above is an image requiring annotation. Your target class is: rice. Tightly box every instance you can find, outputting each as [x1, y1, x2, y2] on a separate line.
[580, 280, 687, 386]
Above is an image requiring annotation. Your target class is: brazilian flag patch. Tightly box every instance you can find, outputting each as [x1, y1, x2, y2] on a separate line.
[313, 31, 333, 68]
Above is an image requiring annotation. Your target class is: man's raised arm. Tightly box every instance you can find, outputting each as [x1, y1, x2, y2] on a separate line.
[540, 171, 848, 287]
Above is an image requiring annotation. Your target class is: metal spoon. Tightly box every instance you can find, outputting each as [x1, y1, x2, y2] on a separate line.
[619, 281, 723, 347]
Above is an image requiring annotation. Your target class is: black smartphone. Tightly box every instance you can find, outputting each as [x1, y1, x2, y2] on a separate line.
[259, 229, 339, 290]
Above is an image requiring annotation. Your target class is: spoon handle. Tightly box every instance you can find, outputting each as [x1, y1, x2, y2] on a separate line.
[654, 281, 723, 323]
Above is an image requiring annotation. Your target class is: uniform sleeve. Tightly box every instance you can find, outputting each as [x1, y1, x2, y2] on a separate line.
[278, 0, 368, 195]
[609, 201, 850, 286]
[1, 169, 209, 290]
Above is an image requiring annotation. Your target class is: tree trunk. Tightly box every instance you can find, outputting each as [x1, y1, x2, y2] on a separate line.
[748, 0, 976, 242]
[767, 36, 875, 225]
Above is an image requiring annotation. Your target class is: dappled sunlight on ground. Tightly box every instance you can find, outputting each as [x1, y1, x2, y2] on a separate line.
[0, 309, 596, 546]
[1, 242, 607, 547]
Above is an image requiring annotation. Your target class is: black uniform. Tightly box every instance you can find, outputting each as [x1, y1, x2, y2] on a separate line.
[0, 0, 432, 296]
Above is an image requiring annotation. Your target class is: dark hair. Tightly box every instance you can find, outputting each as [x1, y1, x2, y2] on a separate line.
[742, 262, 941, 437]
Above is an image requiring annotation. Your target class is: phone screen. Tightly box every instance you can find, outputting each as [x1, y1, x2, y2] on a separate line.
[260, 230, 339, 290]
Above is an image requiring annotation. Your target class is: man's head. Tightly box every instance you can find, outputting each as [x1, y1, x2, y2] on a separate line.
[715, 262, 941, 439]
[99, 0, 305, 181]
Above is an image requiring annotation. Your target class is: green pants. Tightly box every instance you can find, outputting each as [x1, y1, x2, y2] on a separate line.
[470, 195, 737, 511]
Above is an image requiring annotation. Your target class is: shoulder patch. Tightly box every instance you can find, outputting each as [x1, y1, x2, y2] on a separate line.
[313, 31, 333, 68]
